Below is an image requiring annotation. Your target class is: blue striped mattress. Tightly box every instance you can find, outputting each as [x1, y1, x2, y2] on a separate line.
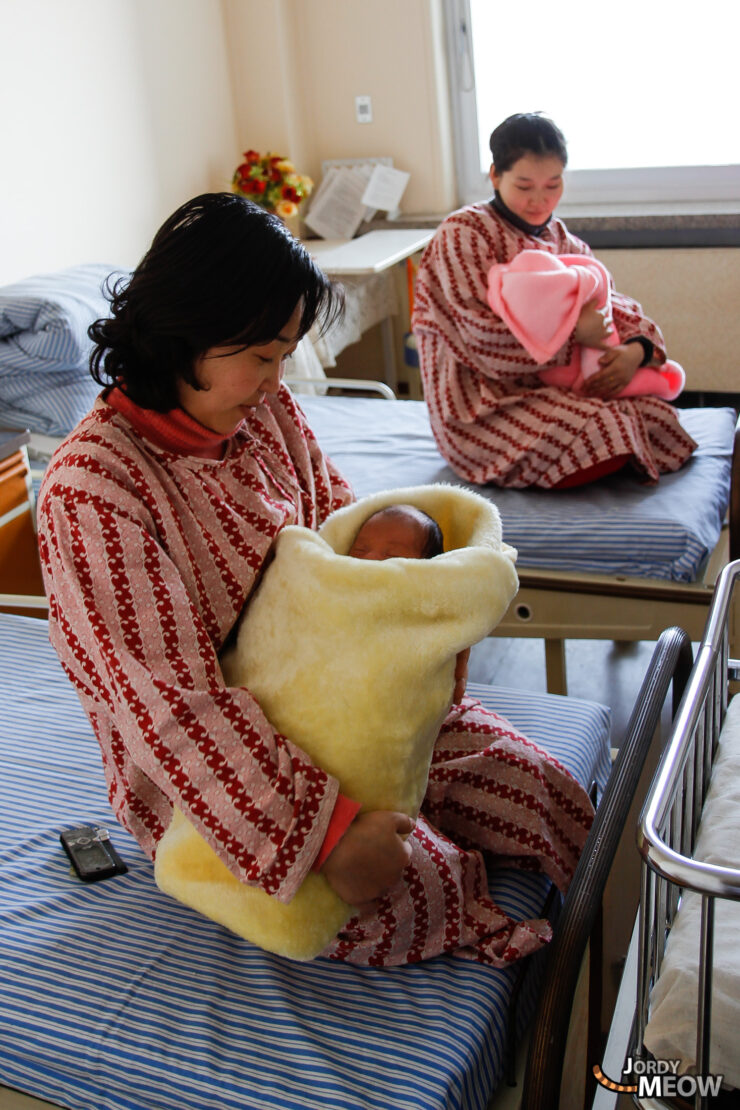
[0, 613, 611, 1110]
[298, 396, 735, 583]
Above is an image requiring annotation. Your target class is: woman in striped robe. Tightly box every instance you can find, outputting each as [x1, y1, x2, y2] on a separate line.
[412, 113, 696, 489]
[38, 193, 593, 967]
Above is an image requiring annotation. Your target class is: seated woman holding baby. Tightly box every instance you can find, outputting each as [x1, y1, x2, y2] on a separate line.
[37, 193, 594, 967]
[412, 112, 696, 489]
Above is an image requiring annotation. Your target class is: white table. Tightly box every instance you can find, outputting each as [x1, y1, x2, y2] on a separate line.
[303, 229, 433, 275]
[302, 229, 433, 389]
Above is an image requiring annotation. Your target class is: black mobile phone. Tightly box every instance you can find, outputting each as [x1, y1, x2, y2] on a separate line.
[60, 825, 128, 883]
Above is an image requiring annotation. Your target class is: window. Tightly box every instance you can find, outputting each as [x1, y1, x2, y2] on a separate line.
[444, 0, 740, 212]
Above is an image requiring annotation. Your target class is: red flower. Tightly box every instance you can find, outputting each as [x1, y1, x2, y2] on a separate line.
[242, 150, 260, 163]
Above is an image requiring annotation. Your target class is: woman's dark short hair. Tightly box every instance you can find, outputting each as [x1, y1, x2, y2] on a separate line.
[489, 113, 568, 173]
[89, 192, 343, 411]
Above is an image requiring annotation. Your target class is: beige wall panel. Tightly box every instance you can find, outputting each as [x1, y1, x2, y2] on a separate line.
[223, 0, 456, 215]
[222, 0, 303, 163]
[598, 248, 740, 393]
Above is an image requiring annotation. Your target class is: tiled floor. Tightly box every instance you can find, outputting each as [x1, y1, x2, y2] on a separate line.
[468, 634, 679, 747]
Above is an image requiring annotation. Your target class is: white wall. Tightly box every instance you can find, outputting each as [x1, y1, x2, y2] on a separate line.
[0, 0, 239, 284]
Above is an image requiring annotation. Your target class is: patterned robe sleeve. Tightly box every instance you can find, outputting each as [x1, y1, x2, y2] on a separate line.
[37, 414, 353, 905]
[608, 283, 667, 363]
[558, 222, 667, 361]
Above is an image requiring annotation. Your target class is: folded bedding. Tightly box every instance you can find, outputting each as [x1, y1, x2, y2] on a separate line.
[0, 264, 123, 435]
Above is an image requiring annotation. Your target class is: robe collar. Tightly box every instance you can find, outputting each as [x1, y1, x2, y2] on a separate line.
[106, 386, 234, 459]
[489, 192, 552, 238]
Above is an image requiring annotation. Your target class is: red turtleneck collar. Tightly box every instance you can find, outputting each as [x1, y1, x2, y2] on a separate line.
[106, 387, 235, 460]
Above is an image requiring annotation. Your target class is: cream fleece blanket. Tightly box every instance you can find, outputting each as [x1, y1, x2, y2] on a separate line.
[155, 484, 519, 961]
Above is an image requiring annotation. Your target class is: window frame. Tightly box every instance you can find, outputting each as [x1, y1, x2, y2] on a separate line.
[443, 0, 740, 214]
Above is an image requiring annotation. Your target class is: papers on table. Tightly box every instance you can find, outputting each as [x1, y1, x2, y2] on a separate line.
[304, 165, 372, 240]
[304, 158, 410, 240]
[361, 164, 410, 215]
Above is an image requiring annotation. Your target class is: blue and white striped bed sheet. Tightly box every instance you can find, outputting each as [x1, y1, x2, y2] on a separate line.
[298, 395, 735, 584]
[0, 613, 610, 1110]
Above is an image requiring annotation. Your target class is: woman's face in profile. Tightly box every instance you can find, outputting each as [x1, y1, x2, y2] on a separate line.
[490, 153, 564, 226]
[177, 303, 302, 434]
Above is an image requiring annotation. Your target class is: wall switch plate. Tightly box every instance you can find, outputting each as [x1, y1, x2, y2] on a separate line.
[355, 95, 373, 123]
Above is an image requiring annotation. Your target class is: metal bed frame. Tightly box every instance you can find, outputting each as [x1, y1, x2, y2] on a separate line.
[629, 559, 740, 1110]
[496, 625, 694, 1109]
[596, 560, 740, 1110]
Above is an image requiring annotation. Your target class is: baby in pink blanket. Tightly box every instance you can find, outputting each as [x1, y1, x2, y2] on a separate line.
[487, 250, 685, 401]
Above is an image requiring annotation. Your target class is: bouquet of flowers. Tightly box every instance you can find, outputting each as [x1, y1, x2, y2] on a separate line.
[232, 150, 313, 219]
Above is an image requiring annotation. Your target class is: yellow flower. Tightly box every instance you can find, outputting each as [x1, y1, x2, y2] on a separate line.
[276, 199, 299, 218]
[275, 159, 295, 173]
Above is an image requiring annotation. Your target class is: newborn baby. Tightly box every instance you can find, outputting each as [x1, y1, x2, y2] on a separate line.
[158, 486, 523, 962]
[348, 504, 443, 561]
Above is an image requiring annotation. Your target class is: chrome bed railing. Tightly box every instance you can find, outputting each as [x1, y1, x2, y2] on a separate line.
[633, 559, 740, 1110]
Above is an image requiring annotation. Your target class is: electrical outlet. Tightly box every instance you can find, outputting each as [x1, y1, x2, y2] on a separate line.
[355, 95, 373, 124]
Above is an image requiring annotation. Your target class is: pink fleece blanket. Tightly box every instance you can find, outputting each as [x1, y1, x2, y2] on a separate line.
[486, 251, 684, 401]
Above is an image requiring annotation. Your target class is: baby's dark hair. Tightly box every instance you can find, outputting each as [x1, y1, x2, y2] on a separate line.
[89, 192, 343, 411]
[418, 510, 444, 559]
[367, 504, 444, 559]
[489, 113, 568, 173]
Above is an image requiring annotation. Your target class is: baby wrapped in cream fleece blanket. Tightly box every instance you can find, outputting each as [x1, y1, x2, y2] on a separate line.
[155, 484, 519, 960]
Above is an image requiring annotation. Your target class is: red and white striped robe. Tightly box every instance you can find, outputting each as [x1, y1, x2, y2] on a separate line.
[412, 203, 696, 488]
[38, 388, 593, 966]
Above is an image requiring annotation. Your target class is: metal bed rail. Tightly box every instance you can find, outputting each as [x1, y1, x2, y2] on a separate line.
[520, 625, 694, 1110]
[633, 559, 740, 1108]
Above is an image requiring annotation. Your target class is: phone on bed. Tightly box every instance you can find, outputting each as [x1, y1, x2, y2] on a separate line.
[60, 824, 128, 883]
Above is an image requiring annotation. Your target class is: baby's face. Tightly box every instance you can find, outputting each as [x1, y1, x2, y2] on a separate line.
[348, 512, 428, 561]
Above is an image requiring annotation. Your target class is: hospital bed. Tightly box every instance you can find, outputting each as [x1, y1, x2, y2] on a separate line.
[298, 394, 738, 696]
[0, 594, 695, 1110]
[0, 265, 706, 1108]
[598, 559, 740, 1110]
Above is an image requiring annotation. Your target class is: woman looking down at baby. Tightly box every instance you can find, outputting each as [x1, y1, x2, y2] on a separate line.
[38, 193, 593, 966]
[412, 112, 696, 489]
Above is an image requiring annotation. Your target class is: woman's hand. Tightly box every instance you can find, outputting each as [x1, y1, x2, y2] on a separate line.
[454, 647, 470, 703]
[321, 810, 415, 908]
[582, 343, 643, 399]
[573, 299, 613, 348]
